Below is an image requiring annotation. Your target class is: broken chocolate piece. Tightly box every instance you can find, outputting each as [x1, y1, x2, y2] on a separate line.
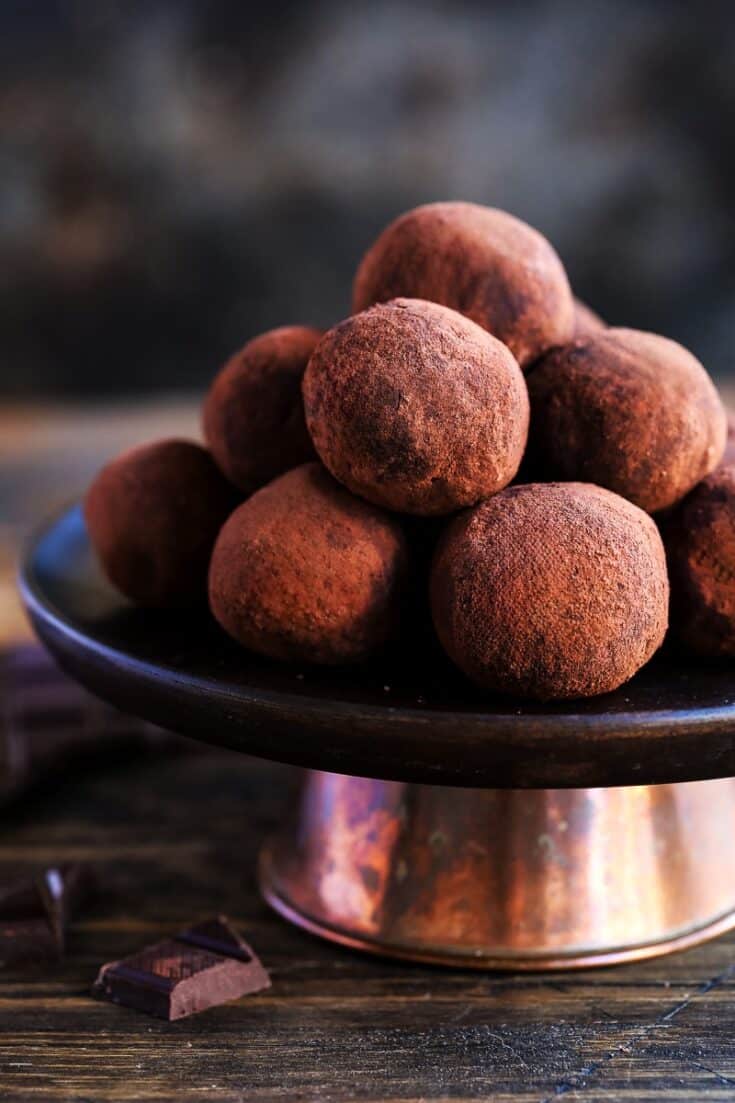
[0, 868, 62, 965]
[93, 916, 270, 1020]
[0, 863, 94, 965]
[0, 871, 48, 921]
[44, 863, 95, 940]
[0, 917, 60, 966]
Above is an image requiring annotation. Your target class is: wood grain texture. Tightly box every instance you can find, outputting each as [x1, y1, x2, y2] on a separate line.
[0, 747, 734, 1102]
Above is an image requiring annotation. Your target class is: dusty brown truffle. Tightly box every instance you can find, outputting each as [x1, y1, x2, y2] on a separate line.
[431, 483, 669, 700]
[572, 296, 605, 337]
[303, 298, 529, 516]
[527, 328, 726, 514]
[352, 202, 574, 367]
[663, 465, 735, 656]
[203, 325, 322, 494]
[208, 463, 408, 664]
[85, 439, 238, 606]
[723, 413, 735, 466]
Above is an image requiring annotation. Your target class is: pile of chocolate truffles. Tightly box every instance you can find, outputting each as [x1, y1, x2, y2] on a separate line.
[85, 201, 733, 702]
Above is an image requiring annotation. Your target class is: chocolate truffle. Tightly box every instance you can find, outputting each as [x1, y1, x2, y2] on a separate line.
[203, 325, 322, 494]
[85, 439, 237, 606]
[663, 465, 735, 656]
[431, 483, 669, 700]
[302, 298, 529, 516]
[572, 296, 605, 337]
[208, 463, 408, 664]
[352, 202, 574, 367]
[723, 413, 735, 466]
[527, 328, 726, 514]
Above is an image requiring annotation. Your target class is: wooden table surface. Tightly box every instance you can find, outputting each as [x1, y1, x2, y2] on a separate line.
[1, 708, 735, 1103]
[1, 400, 735, 1101]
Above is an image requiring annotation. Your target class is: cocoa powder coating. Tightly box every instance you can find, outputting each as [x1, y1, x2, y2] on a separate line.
[431, 482, 669, 700]
[85, 439, 238, 607]
[527, 328, 726, 513]
[203, 325, 321, 494]
[572, 297, 605, 337]
[302, 298, 529, 516]
[723, 413, 735, 466]
[352, 202, 574, 367]
[663, 464, 735, 656]
[208, 463, 409, 664]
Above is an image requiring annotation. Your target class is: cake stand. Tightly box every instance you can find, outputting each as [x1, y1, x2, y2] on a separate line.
[19, 505, 735, 970]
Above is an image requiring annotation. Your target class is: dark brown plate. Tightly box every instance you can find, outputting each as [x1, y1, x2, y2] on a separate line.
[19, 504, 735, 789]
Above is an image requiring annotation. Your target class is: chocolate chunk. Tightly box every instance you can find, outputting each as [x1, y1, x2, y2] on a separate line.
[0, 871, 48, 921]
[93, 916, 270, 1020]
[0, 863, 93, 965]
[0, 868, 63, 965]
[41, 863, 95, 945]
[0, 918, 60, 966]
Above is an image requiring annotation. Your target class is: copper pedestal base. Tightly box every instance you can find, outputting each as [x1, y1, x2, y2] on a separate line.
[260, 771, 735, 969]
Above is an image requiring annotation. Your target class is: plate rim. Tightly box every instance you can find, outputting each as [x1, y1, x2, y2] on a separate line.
[16, 503, 735, 788]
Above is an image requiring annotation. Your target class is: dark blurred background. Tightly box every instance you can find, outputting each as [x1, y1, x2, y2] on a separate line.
[1, 0, 734, 398]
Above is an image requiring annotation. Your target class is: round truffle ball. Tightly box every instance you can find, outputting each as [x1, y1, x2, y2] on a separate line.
[527, 328, 726, 514]
[723, 413, 735, 466]
[203, 325, 322, 494]
[663, 465, 735, 656]
[302, 298, 529, 516]
[430, 482, 669, 700]
[208, 463, 409, 664]
[352, 202, 574, 367]
[85, 439, 238, 607]
[572, 296, 605, 337]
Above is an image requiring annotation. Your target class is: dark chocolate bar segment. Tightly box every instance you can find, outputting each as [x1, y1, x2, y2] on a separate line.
[41, 863, 95, 945]
[0, 872, 48, 922]
[0, 917, 60, 966]
[0, 863, 93, 966]
[93, 916, 270, 1020]
[0, 871, 60, 965]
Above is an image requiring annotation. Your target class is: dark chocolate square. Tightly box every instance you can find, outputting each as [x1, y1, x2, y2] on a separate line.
[0, 863, 92, 966]
[93, 916, 270, 1020]
[0, 917, 60, 966]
